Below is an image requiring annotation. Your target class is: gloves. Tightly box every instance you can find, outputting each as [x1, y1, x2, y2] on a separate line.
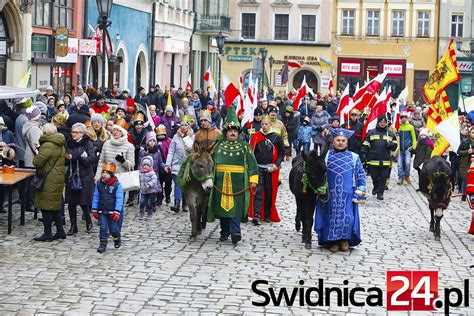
[110, 211, 120, 222]
[115, 154, 126, 163]
[92, 210, 98, 220]
[80, 151, 88, 158]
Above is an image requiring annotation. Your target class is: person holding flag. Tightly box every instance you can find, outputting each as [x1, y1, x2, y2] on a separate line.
[361, 114, 398, 200]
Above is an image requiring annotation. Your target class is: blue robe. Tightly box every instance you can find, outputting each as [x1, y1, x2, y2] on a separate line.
[314, 149, 366, 246]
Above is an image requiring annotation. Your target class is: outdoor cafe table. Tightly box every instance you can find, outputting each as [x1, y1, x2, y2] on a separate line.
[0, 169, 35, 234]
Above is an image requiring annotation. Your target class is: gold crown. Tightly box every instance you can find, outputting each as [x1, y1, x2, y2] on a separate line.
[132, 112, 145, 123]
[52, 112, 68, 126]
[103, 162, 116, 173]
[115, 118, 130, 131]
[261, 115, 272, 124]
[155, 124, 167, 135]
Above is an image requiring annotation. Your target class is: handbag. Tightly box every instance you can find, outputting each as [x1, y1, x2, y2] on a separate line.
[116, 167, 140, 192]
[69, 160, 82, 191]
[31, 153, 61, 191]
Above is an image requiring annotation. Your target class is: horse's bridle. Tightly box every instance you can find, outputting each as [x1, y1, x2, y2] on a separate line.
[301, 161, 328, 201]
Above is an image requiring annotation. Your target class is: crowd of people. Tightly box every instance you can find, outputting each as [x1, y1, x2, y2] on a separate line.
[0, 81, 470, 253]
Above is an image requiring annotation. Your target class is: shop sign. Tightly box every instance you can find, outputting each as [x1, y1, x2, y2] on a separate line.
[227, 55, 252, 62]
[90, 26, 112, 58]
[0, 41, 6, 55]
[56, 38, 78, 63]
[31, 35, 48, 53]
[321, 75, 330, 89]
[383, 64, 403, 75]
[165, 39, 185, 54]
[458, 61, 472, 73]
[341, 62, 361, 74]
[55, 27, 69, 57]
[79, 39, 97, 56]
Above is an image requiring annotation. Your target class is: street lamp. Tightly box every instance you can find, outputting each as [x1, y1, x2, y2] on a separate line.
[456, 39, 474, 96]
[215, 32, 226, 108]
[260, 47, 268, 96]
[97, 0, 113, 92]
[268, 55, 274, 86]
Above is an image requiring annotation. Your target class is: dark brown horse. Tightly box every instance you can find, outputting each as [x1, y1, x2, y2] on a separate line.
[180, 143, 214, 239]
[289, 149, 328, 249]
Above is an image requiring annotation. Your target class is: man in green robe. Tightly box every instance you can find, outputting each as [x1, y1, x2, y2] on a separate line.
[207, 106, 259, 245]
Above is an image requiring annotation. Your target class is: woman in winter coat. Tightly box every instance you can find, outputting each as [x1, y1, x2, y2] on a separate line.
[65, 123, 98, 235]
[67, 97, 91, 128]
[281, 106, 299, 158]
[95, 124, 135, 180]
[311, 102, 330, 153]
[33, 123, 66, 242]
[22, 106, 43, 168]
[87, 113, 109, 174]
[165, 121, 194, 213]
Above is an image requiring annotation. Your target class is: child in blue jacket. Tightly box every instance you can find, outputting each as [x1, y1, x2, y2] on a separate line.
[297, 116, 313, 154]
[92, 162, 124, 253]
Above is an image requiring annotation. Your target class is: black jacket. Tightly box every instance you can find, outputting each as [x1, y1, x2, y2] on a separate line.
[281, 114, 299, 140]
[65, 136, 98, 206]
[67, 105, 91, 128]
[342, 119, 364, 155]
[361, 125, 398, 166]
[252, 132, 285, 167]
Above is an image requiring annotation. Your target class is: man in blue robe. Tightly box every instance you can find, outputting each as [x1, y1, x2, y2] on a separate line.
[314, 128, 367, 252]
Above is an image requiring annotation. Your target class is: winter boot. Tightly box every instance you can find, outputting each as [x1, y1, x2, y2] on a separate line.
[147, 209, 153, 220]
[170, 199, 181, 213]
[165, 195, 171, 204]
[97, 239, 107, 253]
[83, 206, 93, 232]
[34, 234, 53, 242]
[113, 236, 121, 249]
[67, 207, 78, 236]
[404, 176, 412, 185]
[138, 208, 145, 220]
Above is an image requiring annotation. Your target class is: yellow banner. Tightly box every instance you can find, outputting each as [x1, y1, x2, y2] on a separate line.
[427, 90, 452, 156]
[423, 39, 460, 104]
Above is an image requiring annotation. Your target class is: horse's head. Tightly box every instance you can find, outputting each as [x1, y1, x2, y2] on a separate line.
[428, 172, 453, 210]
[192, 143, 214, 191]
[302, 148, 327, 194]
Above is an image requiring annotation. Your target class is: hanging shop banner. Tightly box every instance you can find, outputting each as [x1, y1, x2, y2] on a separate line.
[79, 39, 97, 56]
[55, 27, 69, 57]
[56, 38, 78, 63]
[339, 59, 362, 76]
[381, 60, 405, 77]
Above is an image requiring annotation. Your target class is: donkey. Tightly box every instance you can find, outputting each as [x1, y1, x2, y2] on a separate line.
[180, 143, 215, 240]
[419, 156, 453, 241]
[289, 149, 328, 249]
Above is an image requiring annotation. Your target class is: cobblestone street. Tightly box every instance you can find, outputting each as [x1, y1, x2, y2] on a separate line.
[1, 162, 474, 315]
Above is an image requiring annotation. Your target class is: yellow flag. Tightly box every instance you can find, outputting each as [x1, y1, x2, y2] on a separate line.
[423, 39, 460, 104]
[427, 90, 452, 156]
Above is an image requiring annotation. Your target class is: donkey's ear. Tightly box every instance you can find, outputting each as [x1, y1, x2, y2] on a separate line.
[193, 141, 202, 154]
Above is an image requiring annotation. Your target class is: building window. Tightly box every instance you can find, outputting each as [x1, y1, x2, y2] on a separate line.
[241, 13, 256, 39]
[367, 10, 379, 36]
[342, 10, 354, 35]
[32, 0, 53, 27]
[274, 14, 289, 40]
[417, 11, 430, 37]
[301, 15, 316, 41]
[451, 14, 463, 37]
[392, 11, 404, 37]
[54, 0, 74, 30]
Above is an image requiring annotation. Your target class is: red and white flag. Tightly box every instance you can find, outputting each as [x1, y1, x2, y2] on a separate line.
[336, 84, 350, 115]
[222, 73, 240, 109]
[385, 86, 393, 113]
[203, 67, 217, 98]
[287, 60, 302, 68]
[293, 76, 308, 111]
[328, 75, 334, 97]
[186, 73, 192, 91]
[353, 72, 387, 102]
[362, 88, 388, 139]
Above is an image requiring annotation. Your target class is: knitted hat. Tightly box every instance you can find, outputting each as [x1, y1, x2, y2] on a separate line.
[112, 124, 128, 137]
[199, 109, 212, 122]
[116, 103, 127, 113]
[126, 98, 136, 108]
[18, 97, 33, 109]
[419, 128, 430, 137]
[330, 115, 340, 122]
[285, 105, 294, 113]
[145, 132, 157, 144]
[400, 111, 409, 118]
[207, 100, 215, 106]
[96, 94, 105, 100]
[268, 106, 278, 114]
[141, 156, 153, 167]
[91, 113, 105, 123]
[377, 114, 388, 123]
[254, 107, 264, 116]
[165, 105, 174, 112]
[47, 96, 56, 104]
[74, 97, 85, 106]
[25, 106, 41, 121]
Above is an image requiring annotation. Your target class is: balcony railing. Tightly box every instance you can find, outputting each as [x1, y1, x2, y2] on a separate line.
[197, 15, 231, 34]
